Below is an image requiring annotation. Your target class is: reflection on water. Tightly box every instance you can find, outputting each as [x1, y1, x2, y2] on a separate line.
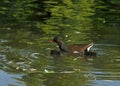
[0, 29, 120, 86]
[0, 26, 120, 84]
[0, 70, 25, 86]
[0, 25, 120, 85]
[0, 0, 120, 86]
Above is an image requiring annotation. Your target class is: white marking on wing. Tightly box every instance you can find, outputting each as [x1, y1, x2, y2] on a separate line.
[73, 51, 80, 53]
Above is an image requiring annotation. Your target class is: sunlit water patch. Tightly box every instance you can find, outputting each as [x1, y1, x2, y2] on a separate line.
[0, 70, 25, 86]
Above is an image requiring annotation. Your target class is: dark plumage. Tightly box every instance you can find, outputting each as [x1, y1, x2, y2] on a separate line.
[51, 36, 96, 56]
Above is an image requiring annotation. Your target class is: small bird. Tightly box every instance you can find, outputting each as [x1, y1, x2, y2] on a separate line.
[50, 36, 96, 57]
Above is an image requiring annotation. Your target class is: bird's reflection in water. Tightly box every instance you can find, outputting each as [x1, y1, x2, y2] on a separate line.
[50, 49, 97, 62]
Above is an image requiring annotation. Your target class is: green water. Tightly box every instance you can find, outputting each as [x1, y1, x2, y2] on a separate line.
[0, 27, 120, 86]
[0, 0, 120, 86]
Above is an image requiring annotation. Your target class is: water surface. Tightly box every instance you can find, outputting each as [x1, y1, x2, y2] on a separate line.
[0, 0, 120, 86]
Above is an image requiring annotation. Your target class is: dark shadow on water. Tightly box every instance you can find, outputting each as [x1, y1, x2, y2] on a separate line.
[50, 49, 97, 62]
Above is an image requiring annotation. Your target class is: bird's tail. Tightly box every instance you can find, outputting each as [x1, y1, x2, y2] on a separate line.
[86, 43, 94, 51]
